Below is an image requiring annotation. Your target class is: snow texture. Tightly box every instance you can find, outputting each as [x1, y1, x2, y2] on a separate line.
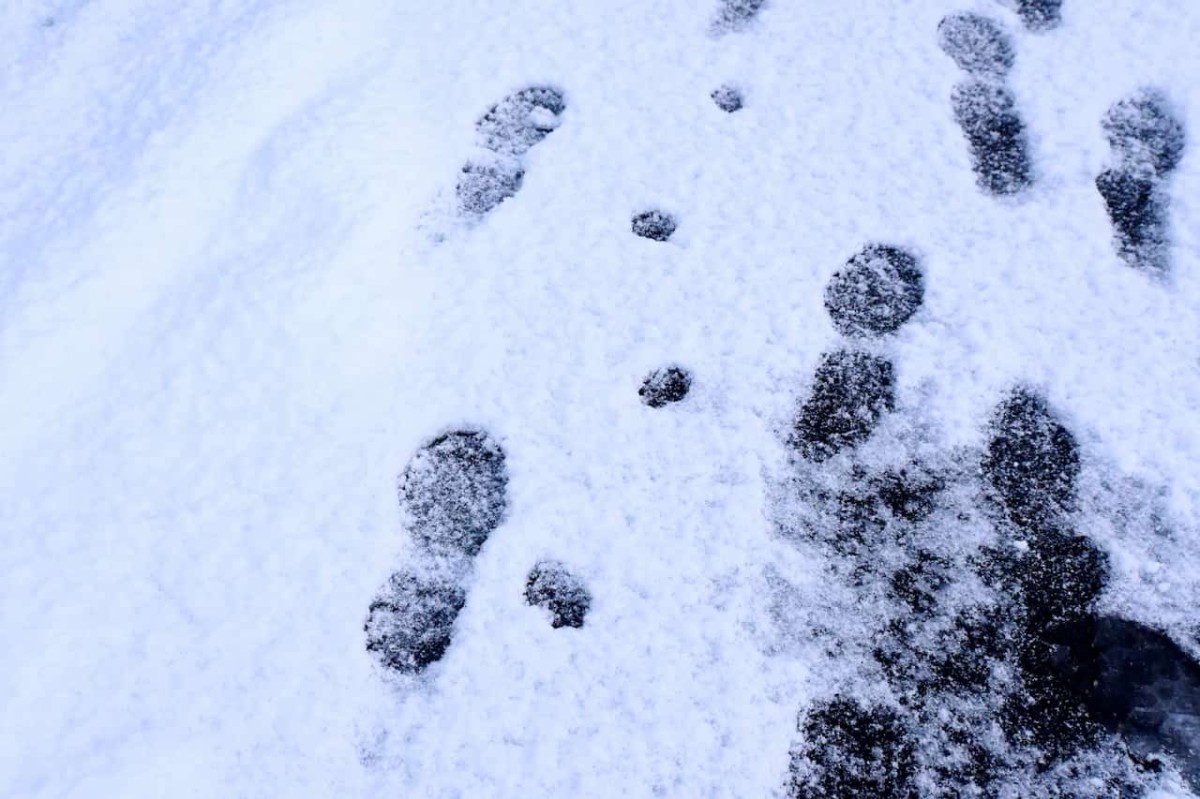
[3, 1, 1200, 798]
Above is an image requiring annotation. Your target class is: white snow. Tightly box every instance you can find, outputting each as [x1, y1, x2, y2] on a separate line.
[2, 0, 1199, 796]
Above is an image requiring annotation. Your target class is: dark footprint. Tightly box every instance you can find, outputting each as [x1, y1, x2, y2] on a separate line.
[999, 536, 1112, 760]
[399, 430, 509, 559]
[792, 350, 896, 462]
[824, 245, 924, 339]
[631, 210, 677, 242]
[1097, 90, 1184, 272]
[365, 569, 467, 675]
[457, 160, 524, 217]
[938, 12, 1016, 78]
[712, 0, 765, 33]
[981, 388, 1079, 532]
[1102, 90, 1185, 178]
[454, 86, 566, 221]
[1097, 168, 1169, 272]
[366, 429, 509, 676]
[980, 390, 1119, 761]
[951, 80, 1033, 196]
[787, 697, 917, 799]
[525, 561, 592, 629]
[711, 85, 744, 113]
[476, 86, 566, 157]
[639, 365, 692, 408]
[1011, 0, 1063, 32]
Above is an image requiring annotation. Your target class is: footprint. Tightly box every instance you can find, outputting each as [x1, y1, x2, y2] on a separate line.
[476, 86, 566, 157]
[631, 209, 678, 242]
[1080, 616, 1200, 785]
[364, 429, 509, 676]
[1096, 89, 1186, 273]
[639, 365, 692, 408]
[711, 85, 744, 113]
[524, 560, 592, 629]
[823, 244, 925, 339]
[364, 569, 467, 675]
[938, 14, 1033, 196]
[456, 160, 525, 218]
[937, 12, 1016, 79]
[777, 251, 1200, 795]
[454, 86, 566, 220]
[791, 350, 896, 463]
[1009, 0, 1064, 32]
[711, 0, 766, 35]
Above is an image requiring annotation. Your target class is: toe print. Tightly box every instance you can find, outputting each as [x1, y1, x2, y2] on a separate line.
[1102, 90, 1185, 178]
[1096, 89, 1185, 273]
[982, 389, 1080, 532]
[476, 86, 566, 157]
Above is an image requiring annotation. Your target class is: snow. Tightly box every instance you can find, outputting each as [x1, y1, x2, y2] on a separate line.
[1, 0, 1199, 797]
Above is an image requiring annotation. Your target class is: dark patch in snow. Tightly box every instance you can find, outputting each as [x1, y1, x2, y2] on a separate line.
[982, 389, 1079, 533]
[399, 429, 509, 559]
[938, 13, 1016, 78]
[787, 697, 918, 799]
[631, 210, 677, 242]
[365, 570, 467, 674]
[711, 85, 744, 112]
[792, 350, 896, 462]
[476, 86, 566, 157]
[456, 160, 524, 217]
[525, 561, 592, 629]
[1096, 90, 1183, 273]
[824, 245, 924, 339]
[951, 80, 1033, 196]
[1013, 0, 1063, 32]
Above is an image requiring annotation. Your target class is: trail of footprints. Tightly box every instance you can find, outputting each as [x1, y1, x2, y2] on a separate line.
[372, 3, 1197, 795]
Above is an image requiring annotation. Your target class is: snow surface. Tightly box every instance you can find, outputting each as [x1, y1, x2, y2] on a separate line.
[2, 0, 1199, 796]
